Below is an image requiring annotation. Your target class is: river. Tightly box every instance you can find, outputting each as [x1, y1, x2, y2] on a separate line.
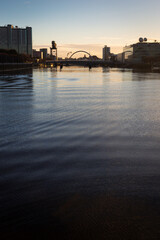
[0, 67, 160, 239]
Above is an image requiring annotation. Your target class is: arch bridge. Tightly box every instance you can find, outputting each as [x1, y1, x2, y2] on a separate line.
[69, 50, 92, 59]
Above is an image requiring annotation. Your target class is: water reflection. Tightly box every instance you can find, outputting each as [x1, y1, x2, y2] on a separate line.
[0, 69, 34, 153]
[0, 68, 33, 91]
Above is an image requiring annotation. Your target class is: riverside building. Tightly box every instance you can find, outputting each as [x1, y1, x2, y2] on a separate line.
[121, 38, 160, 63]
[40, 48, 48, 59]
[0, 24, 32, 55]
[103, 45, 110, 60]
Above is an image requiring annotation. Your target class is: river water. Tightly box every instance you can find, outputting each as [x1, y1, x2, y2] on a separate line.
[0, 67, 160, 239]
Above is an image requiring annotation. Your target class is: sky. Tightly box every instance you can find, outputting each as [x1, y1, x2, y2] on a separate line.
[1, 0, 160, 58]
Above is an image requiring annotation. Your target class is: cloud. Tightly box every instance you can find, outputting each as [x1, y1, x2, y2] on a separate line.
[84, 36, 122, 41]
[58, 43, 103, 49]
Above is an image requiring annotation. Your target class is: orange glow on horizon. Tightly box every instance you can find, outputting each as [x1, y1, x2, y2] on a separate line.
[33, 44, 123, 58]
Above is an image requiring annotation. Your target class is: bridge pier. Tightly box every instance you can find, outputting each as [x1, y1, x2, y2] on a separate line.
[60, 64, 63, 71]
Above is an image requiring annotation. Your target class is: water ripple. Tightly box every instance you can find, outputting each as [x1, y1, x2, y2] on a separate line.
[1, 67, 160, 238]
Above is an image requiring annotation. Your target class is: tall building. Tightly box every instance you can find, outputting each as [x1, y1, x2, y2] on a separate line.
[103, 45, 110, 60]
[0, 24, 32, 55]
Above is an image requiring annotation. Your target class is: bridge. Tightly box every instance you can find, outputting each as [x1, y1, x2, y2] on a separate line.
[34, 58, 130, 69]
[44, 59, 115, 68]
[69, 50, 92, 59]
[44, 49, 112, 67]
[36, 49, 125, 68]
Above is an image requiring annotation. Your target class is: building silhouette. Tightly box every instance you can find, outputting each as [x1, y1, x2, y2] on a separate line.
[123, 41, 160, 63]
[0, 24, 32, 55]
[117, 38, 160, 64]
[103, 45, 110, 60]
[40, 48, 48, 59]
[33, 49, 41, 59]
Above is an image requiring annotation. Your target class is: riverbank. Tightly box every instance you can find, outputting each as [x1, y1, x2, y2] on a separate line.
[34, 60, 153, 71]
[0, 62, 157, 74]
[0, 63, 33, 73]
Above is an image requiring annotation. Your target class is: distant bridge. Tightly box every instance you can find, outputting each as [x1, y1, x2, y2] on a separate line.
[44, 59, 118, 68]
[69, 50, 91, 59]
[41, 49, 121, 67]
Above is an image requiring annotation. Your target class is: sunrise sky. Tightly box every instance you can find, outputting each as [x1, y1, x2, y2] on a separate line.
[1, 0, 160, 58]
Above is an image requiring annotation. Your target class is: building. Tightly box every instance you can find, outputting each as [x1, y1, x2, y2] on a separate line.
[33, 49, 41, 59]
[116, 52, 125, 63]
[0, 24, 32, 55]
[92, 55, 100, 60]
[33, 48, 48, 60]
[103, 45, 110, 60]
[40, 48, 47, 59]
[123, 39, 160, 63]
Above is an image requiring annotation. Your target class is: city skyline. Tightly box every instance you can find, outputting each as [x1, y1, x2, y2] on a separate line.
[1, 0, 160, 57]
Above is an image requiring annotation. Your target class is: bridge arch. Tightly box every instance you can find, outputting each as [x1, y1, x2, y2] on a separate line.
[69, 50, 91, 59]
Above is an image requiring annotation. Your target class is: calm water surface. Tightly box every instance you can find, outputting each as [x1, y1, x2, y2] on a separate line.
[0, 67, 160, 239]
